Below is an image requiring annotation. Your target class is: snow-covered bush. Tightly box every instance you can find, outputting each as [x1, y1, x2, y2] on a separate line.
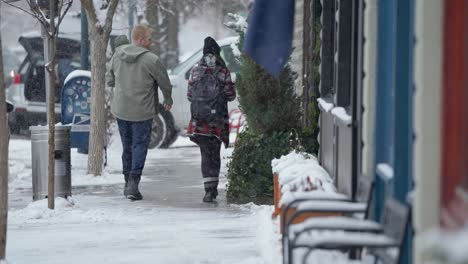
[226, 129, 291, 204]
[225, 13, 310, 204]
[225, 12, 300, 135]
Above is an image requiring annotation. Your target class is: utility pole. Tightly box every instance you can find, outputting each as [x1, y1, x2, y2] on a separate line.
[81, 5, 89, 70]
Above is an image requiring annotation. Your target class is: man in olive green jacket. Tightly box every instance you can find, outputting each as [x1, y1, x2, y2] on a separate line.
[106, 25, 173, 201]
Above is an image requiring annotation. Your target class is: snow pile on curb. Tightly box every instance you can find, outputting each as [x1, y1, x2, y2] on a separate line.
[420, 226, 468, 264]
[9, 197, 75, 221]
[271, 151, 338, 206]
[8, 196, 134, 226]
[254, 206, 282, 264]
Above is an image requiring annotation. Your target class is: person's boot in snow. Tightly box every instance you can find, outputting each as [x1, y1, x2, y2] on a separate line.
[127, 175, 143, 200]
[203, 188, 218, 203]
[123, 174, 129, 197]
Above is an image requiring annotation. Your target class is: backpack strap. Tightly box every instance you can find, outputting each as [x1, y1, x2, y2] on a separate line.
[194, 65, 205, 81]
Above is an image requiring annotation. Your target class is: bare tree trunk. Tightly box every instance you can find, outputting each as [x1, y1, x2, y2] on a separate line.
[146, 0, 161, 56]
[45, 0, 57, 209]
[81, 0, 119, 176]
[165, 0, 179, 69]
[0, 2, 9, 258]
[87, 33, 108, 175]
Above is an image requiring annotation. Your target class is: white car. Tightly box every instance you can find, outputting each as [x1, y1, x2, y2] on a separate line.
[6, 32, 82, 134]
[151, 36, 241, 148]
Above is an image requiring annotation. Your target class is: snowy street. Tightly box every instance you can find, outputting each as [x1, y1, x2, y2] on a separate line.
[6, 135, 281, 264]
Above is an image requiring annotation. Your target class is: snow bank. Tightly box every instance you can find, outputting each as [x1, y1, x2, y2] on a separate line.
[9, 197, 75, 222]
[8, 195, 137, 226]
[8, 197, 275, 264]
[254, 206, 282, 264]
[272, 151, 338, 207]
[420, 226, 468, 264]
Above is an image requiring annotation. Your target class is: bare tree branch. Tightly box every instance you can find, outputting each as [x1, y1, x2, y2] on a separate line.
[158, 1, 175, 16]
[56, 0, 73, 31]
[81, 0, 98, 24]
[1, 0, 36, 17]
[103, 0, 119, 35]
[2, 0, 62, 36]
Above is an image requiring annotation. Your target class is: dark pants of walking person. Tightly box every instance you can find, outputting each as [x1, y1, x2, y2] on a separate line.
[197, 135, 222, 202]
[117, 118, 152, 200]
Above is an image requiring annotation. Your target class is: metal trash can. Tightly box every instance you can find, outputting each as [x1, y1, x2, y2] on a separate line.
[30, 125, 72, 201]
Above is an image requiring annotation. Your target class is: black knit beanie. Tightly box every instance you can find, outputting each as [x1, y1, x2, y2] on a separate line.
[203, 36, 221, 56]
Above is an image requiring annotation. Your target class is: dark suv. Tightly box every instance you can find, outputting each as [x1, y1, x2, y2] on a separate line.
[6, 32, 81, 133]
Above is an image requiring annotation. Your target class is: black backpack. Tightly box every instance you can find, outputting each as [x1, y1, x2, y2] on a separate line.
[190, 66, 224, 122]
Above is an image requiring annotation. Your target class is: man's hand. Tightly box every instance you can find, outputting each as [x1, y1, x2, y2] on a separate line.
[164, 104, 172, 112]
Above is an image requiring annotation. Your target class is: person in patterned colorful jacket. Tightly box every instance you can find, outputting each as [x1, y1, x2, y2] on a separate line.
[187, 36, 236, 203]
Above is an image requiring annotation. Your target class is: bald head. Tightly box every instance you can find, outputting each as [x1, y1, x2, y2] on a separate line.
[132, 25, 153, 49]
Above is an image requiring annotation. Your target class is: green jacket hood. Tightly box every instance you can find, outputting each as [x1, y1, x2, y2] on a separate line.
[118, 44, 149, 63]
[114, 35, 130, 48]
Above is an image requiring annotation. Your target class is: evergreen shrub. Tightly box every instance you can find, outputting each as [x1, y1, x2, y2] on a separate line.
[226, 129, 291, 204]
[225, 13, 302, 204]
[235, 59, 301, 135]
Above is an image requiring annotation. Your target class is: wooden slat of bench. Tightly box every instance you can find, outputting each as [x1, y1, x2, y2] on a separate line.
[289, 216, 382, 238]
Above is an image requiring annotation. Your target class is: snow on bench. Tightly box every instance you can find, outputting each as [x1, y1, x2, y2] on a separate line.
[296, 200, 367, 213]
[279, 191, 350, 207]
[289, 217, 382, 239]
[271, 151, 337, 197]
[294, 230, 397, 249]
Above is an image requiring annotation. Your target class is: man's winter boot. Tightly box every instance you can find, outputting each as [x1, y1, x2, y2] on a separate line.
[123, 174, 129, 197]
[127, 175, 143, 201]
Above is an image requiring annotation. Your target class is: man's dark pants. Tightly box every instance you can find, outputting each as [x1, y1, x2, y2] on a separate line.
[117, 118, 153, 181]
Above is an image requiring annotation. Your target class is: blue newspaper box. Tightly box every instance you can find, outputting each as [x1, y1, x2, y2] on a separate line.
[61, 70, 92, 154]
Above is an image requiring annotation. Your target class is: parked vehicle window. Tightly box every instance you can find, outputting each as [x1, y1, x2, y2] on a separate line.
[172, 49, 203, 75]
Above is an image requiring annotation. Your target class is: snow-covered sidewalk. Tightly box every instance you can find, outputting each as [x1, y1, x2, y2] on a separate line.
[7, 196, 279, 264]
[6, 135, 281, 264]
[6, 135, 370, 264]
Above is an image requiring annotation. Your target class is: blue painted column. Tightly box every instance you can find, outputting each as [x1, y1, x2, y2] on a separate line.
[394, 0, 414, 210]
[374, 0, 397, 219]
[394, 0, 414, 263]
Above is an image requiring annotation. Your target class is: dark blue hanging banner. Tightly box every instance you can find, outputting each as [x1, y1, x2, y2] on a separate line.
[244, 0, 295, 77]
